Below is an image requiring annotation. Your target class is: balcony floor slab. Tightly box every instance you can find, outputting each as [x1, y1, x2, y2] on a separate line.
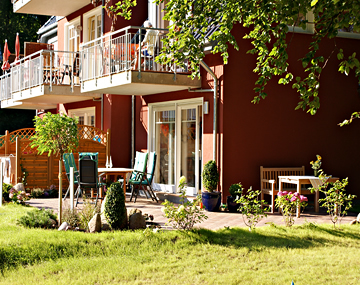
[12, 85, 99, 105]
[81, 71, 201, 95]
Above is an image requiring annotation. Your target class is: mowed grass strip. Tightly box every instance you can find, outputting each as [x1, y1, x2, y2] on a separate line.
[0, 204, 359, 284]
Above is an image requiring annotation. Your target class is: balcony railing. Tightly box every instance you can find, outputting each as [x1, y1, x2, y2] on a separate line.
[0, 50, 79, 102]
[0, 73, 11, 101]
[80, 26, 188, 82]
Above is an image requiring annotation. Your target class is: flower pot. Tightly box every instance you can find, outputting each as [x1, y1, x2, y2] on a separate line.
[202, 191, 221, 212]
[227, 196, 240, 213]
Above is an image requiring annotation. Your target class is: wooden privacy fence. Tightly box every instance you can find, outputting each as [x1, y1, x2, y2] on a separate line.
[0, 126, 110, 189]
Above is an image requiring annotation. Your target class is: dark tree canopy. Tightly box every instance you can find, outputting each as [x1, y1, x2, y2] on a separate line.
[0, 0, 48, 56]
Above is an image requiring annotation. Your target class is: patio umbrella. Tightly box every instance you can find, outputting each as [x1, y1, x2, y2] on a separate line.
[15, 33, 20, 62]
[1, 39, 11, 72]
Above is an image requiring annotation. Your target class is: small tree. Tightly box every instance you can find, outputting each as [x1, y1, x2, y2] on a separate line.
[162, 176, 208, 230]
[237, 187, 268, 231]
[312, 172, 356, 229]
[30, 112, 79, 224]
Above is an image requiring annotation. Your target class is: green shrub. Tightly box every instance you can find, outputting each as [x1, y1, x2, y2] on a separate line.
[229, 182, 243, 198]
[2, 183, 13, 201]
[17, 208, 58, 229]
[62, 208, 81, 228]
[78, 199, 101, 230]
[104, 182, 127, 230]
[202, 160, 219, 192]
[163, 176, 208, 230]
[31, 188, 44, 198]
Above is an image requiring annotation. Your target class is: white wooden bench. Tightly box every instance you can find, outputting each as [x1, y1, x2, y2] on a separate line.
[260, 166, 306, 213]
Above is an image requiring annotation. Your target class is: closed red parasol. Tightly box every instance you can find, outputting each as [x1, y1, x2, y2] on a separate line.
[1, 39, 11, 71]
[15, 33, 20, 62]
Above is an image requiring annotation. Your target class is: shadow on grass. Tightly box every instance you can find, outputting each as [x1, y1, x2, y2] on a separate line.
[180, 223, 360, 251]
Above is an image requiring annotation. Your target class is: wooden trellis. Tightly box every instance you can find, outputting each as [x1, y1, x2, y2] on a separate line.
[0, 126, 110, 189]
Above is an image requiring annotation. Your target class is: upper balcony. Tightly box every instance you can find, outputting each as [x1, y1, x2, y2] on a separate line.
[12, 0, 89, 16]
[0, 50, 98, 110]
[80, 26, 201, 95]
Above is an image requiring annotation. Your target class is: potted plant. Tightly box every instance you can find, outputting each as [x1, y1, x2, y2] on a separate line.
[201, 160, 221, 211]
[227, 182, 243, 212]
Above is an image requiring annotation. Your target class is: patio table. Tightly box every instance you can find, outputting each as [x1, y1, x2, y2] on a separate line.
[278, 175, 339, 218]
[98, 167, 134, 197]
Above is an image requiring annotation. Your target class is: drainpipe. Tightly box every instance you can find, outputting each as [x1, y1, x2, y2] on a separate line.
[189, 61, 218, 161]
[131, 95, 135, 167]
[101, 0, 105, 130]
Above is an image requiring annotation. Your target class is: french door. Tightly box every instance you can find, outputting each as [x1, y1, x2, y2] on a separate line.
[150, 100, 203, 195]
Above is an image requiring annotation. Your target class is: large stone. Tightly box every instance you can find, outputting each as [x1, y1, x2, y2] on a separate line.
[58, 222, 70, 231]
[100, 214, 111, 231]
[14, 183, 25, 192]
[128, 209, 146, 230]
[101, 195, 107, 214]
[88, 213, 102, 233]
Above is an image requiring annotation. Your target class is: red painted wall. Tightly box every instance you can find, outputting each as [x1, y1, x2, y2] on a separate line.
[222, 25, 360, 199]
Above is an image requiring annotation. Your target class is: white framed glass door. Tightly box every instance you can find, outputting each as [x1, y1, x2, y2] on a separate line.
[149, 99, 203, 196]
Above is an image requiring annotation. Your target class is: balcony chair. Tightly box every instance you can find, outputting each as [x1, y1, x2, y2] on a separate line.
[60, 52, 80, 85]
[132, 30, 159, 71]
[75, 152, 104, 207]
[119, 151, 148, 193]
[62, 153, 80, 201]
[129, 151, 158, 203]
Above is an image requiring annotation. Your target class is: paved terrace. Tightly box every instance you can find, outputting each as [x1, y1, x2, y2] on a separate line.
[27, 196, 358, 230]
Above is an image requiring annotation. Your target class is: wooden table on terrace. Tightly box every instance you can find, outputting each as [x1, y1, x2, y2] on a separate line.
[98, 167, 134, 197]
[278, 175, 339, 218]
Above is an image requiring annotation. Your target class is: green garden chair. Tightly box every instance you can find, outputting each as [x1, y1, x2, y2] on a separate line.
[75, 152, 104, 206]
[62, 153, 79, 201]
[129, 151, 158, 203]
[119, 151, 148, 193]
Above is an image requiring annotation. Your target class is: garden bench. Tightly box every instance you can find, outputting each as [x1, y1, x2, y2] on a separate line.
[260, 166, 306, 213]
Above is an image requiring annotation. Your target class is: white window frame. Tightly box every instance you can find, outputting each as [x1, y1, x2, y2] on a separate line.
[68, 106, 96, 126]
[64, 17, 81, 52]
[148, 98, 203, 196]
[83, 6, 102, 43]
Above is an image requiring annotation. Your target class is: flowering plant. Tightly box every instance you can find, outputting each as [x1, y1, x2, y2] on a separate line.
[162, 176, 208, 230]
[310, 154, 322, 176]
[275, 191, 308, 227]
[8, 188, 30, 204]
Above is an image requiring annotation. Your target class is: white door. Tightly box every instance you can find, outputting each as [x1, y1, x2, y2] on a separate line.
[150, 100, 202, 195]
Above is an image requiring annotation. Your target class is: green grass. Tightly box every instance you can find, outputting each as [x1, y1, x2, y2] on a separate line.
[0, 204, 360, 284]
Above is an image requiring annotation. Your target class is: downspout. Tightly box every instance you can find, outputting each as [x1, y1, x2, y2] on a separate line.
[190, 60, 217, 161]
[131, 95, 135, 167]
[101, 0, 105, 130]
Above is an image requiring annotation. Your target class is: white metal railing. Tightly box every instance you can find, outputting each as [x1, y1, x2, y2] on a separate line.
[0, 73, 11, 101]
[80, 26, 188, 82]
[0, 50, 79, 103]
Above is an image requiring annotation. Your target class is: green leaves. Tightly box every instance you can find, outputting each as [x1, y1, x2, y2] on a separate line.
[30, 112, 79, 157]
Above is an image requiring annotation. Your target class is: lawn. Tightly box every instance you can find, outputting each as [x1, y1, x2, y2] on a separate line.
[0, 203, 359, 284]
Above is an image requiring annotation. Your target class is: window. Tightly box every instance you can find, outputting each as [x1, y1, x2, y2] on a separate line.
[65, 18, 81, 52]
[68, 107, 96, 127]
[83, 7, 102, 43]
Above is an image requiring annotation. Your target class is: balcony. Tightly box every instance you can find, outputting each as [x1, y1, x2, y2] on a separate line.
[80, 26, 201, 95]
[0, 50, 98, 110]
[12, 0, 89, 16]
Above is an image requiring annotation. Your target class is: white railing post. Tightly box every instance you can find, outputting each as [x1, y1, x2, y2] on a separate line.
[70, 166, 74, 210]
[50, 50, 53, 91]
